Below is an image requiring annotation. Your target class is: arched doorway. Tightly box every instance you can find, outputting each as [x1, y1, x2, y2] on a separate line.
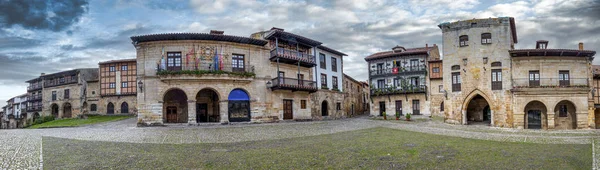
[465, 94, 490, 125]
[51, 104, 59, 118]
[164, 88, 188, 123]
[524, 101, 547, 129]
[33, 112, 40, 122]
[228, 89, 250, 122]
[107, 103, 114, 114]
[196, 88, 220, 123]
[554, 100, 577, 129]
[322, 101, 329, 116]
[121, 102, 129, 114]
[63, 103, 72, 118]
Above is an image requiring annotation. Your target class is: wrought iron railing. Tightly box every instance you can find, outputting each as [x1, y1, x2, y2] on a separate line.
[369, 66, 427, 77]
[157, 63, 255, 76]
[269, 47, 316, 64]
[512, 78, 588, 88]
[271, 77, 317, 91]
[370, 85, 427, 96]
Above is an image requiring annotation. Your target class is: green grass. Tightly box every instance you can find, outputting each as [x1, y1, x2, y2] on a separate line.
[43, 127, 592, 169]
[28, 115, 133, 129]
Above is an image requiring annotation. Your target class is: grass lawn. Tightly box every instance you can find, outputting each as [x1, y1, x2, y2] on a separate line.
[28, 115, 133, 129]
[43, 127, 592, 169]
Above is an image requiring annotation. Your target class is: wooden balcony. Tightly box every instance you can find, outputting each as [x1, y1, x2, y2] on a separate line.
[270, 77, 318, 93]
[269, 47, 316, 67]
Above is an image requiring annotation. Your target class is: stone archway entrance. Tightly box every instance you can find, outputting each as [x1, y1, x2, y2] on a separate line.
[196, 88, 220, 123]
[524, 101, 547, 129]
[107, 103, 114, 114]
[228, 89, 250, 122]
[465, 94, 490, 125]
[51, 104, 59, 118]
[63, 103, 72, 118]
[554, 100, 577, 129]
[121, 102, 129, 114]
[322, 101, 329, 116]
[164, 89, 188, 123]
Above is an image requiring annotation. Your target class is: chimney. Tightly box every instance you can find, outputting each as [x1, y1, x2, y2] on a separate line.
[426, 43, 428, 48]
[270, 27, 284, 31]
[209, 30, 224, 35]
[40, 73, 45, 76]
[579, 42, 584, 50]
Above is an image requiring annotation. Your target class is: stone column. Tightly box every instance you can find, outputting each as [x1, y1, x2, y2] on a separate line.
[187, 100, 197, 125]
[577, 111, 588, 129]
[547, 112, 555, 129]
[219, 101, 229, 124]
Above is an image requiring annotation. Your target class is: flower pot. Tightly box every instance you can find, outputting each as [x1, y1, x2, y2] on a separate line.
[396, 117, 399, 120]
[406, 118, 411, 121]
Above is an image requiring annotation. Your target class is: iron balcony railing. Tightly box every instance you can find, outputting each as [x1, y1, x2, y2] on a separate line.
[28, 94, 42, 101]
[27, 84, 43, 91]
[512, 78, 589, 88]
[370, 66, 427, 77]
[270, 77, 318, 92]
[44, 77, 78, 87]
[370, 85, 427, 96]
[269, 47, 316, 66]
[157, 63, 255, 74]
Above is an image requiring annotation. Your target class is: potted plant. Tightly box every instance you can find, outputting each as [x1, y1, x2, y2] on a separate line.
[395, 111, 401, 120]
[382, 111, 387, 120]
[405, 113, 412, 121]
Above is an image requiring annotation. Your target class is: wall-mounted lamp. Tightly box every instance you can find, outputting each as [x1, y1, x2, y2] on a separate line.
[483, 57, 488, 64]
[463, 58, 468, 66]
[266, 81, 272, 88]
[138, 81, 143, 91]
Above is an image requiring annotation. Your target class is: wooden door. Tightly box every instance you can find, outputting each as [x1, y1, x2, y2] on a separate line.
[395, 100, 402, 115]
[283, 100, 293, 119]
[166, 106, 178, 123]
[379, 102, 385, 116]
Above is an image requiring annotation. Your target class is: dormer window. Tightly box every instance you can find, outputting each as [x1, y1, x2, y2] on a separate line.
[459, 35, 468, 47]
[392, 46, 406, 53]
[536, 40, 548, 49]
[481, 33, 492, 44]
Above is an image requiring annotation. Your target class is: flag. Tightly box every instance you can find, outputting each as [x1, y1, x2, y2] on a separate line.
[186, 47, 194, 70]
[219, 45, 223, 70]
[214, 46, 219, 71]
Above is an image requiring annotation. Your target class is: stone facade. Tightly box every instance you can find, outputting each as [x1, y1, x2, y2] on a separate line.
[343, 74, 368, 117]
[311, 90, 345, 119]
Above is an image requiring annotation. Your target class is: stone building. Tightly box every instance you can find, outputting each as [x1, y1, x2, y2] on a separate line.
[591, 65, 600, 128]
[85, 59, 138, 115]
[40, 68, 98, 118]
[26, 75, 43, 121]
[428, 58, 444, 118]
[311, 46, 347, 119]
[343, 73, 368, 117]
[365, 45, 441, 117]
[438, 17, 596, 129]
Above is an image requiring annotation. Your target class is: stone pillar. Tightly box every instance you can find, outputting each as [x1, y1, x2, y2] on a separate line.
[462, 110, 467, 125]
[578, 111, 588, 129]
[547, 112, 555, 129]
[219, 101, 229, 124]
[187, 100, 197, 125]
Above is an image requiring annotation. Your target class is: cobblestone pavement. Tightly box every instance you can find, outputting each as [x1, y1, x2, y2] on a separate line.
[1, 116, 599, 169]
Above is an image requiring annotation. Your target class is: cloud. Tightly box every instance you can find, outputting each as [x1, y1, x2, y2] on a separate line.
[0, 0, 89, 31]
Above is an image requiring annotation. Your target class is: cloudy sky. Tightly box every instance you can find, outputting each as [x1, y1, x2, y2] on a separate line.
[0, 0, 598, 104]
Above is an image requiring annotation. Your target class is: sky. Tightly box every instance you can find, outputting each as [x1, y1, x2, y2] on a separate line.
[0, 0, 599, 104]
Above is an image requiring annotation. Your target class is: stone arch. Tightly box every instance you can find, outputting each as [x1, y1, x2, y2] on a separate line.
[196, 88, 220, 123]
[461, 89, 494, 125]
[63, 102, 72, 118]
[553, 100, 577, 129]
[121, 102, 129, 114]
[107, 102, 115, 114]
[228, 88, 251, 122]
[33, 112, 40, 122]
[164, 88, 188, 123]
[523, 100, 548, 129]
[51, 103, 59, 118]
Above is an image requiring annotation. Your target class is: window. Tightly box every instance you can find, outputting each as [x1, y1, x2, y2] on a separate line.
[301, 100, 306, 109]
[410, 59, 419, 71]
[412, 100, 420, 115]
[331, 57, 337, 72]
[92, 91, 95, 95]
[439, 85, 443, 93]
[393, 78, 399, 87]
[459, 35, 469, 47]
[395, 100, 402, 115]
[559, 70, 570, 86]
[232, 54, 245, 72]
[109, 66, 116, 72]
[451, 65, 460, 71]
[122, 82, 128, 88]
[491, 69, 502, 90]
[433, 67, 439, 73]
[377, 79, 385, 89]
[440, 102, 444, 111]
[336, 103, 341, 110]
[64, 89, 70, 99]
[321, 74, 327, 88]
[481, 33, 492, 44]
[529, 70, 540, 87]
[559, 105, 567, 117]
[109, 83, 116, 89]
[90, 104, 97, 111]
[297, 74, 304, 86]
[452, 72, 461, 92]
[332, 76, 338, 90]
[167, 52, 182, 71]
[52, 91, 56, 101]
[491, 62, 502, 67]
[376, 63, 384, 74]
[60, 77, 65, 83]
[121, 65, 128, 71]
[319, 53, 326, 69]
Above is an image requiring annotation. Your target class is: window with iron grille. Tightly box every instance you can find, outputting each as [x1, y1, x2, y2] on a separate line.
[459, 35, 468, 47]
[491, 69, 502, 90]
[481, 33, 492, 44]
[452, 72, 461, 92]
[331, 57, 337, 72]
[319, 53, 326, 69]
[91, 104, 97, 111]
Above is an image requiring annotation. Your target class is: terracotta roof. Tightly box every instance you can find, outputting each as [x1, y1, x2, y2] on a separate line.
[131, 33, 268, 46]
[318, 45, 347, 56]
[509, 48, 596, 58]
[99, 58, 136, 65]
[264, 30, 322, 46]
[364, 47, 433, 61]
